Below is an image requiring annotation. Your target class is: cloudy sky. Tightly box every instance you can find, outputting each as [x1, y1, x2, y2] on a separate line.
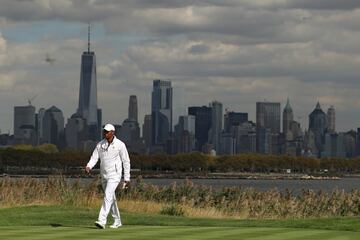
[1, 0, 360, 134]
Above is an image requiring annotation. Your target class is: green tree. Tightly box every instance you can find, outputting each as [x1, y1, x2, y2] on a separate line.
[36, 144, 59, 153]
[10, 144, 34, 151]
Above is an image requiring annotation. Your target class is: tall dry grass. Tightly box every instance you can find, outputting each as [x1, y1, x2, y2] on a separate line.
[1, 176, 360, 219]
[0, 176, 100, 208]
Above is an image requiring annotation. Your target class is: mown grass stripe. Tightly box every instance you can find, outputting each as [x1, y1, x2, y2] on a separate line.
[1, 206, 360, 239]
[0, 226, 85, 240]
[2, 205, 360, 232]
[166, 226, 244, 240]
[87, 227, 167, 240]
[200, 227, 292, 240]
[0, 226, 360, 240]
[126, 227, 240, 240]
[244, 229, 324, 240]
[147, 226, 239, 240]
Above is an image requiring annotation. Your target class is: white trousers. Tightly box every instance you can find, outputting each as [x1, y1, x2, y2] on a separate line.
[98, 179, 121, 225]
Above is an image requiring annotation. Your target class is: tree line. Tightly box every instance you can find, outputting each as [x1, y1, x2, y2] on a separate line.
[1, 145, 360, 174]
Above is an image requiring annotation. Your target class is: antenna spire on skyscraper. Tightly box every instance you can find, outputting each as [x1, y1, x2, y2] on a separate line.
[88, 23, 91, 52]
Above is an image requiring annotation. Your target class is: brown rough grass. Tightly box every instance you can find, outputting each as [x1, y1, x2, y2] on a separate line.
[1, 176, 360, 219]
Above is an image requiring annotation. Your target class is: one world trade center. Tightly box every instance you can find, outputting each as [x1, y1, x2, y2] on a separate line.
[77, 24, 101, 140]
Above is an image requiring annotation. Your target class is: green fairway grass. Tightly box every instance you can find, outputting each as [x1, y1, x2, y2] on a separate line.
[0, 206, 360, 239]
[1, 226, 360, 240]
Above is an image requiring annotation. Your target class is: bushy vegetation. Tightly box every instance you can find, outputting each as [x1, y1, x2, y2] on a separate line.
[0, 148, 90, 173]
[1, 176, 360, 219]
[0, 176, 98, 207]
[160, 204, 185, 216]
[123, 177, 360, 218]
[10, 144, 59, 153]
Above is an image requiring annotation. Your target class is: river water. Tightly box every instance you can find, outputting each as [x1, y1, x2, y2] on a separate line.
[2, 175, 359, 193]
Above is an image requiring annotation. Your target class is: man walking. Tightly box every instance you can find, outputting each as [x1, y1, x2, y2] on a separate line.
[85, 123, 131, 229]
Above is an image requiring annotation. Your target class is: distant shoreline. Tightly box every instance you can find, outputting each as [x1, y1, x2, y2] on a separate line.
[138, 173, 342, 180]
[0, 171, 347, 180]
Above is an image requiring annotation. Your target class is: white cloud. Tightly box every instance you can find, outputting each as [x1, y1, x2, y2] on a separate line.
[0, 1, 360, 132]
[0, 32, 7, 65]
[0, 73, 16, 90]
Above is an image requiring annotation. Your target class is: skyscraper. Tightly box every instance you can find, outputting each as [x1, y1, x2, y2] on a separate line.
[356, 128, 360, 156]
[309, 102, 327, 155]
[343, 131, 356, 158]
[256, 127, 271, 154]
[119, 118, 140, 144]
[283, 98, 294, 140]
[327, 105, 335, 133]
[322, 132, 345, 158]
[209, 101, 223, 153]
[224, 111, 248, 133]
[151, 80, 173, 146]
[188, 106, 212, 151]
[221, 132, 236, 155]
[174, 115, 196, 153]
[128, 95, 138, 122]
[65, 113, 87, 150]
[175, 115, 195, 136]
[142, 114, 152, 149]
[13, 105, 36, 145]
[233, 121, 257, 153]
[77, 24, 99, 140]
[256, 102, 281, 133]
[42, 106, 64, 147]
[256, 102, 280, 154]
[37, 108, 45, 144]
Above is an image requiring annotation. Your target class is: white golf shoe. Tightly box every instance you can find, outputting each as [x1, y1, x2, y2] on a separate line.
[110, 222, 122, 229]
[94, 221, 105, 229]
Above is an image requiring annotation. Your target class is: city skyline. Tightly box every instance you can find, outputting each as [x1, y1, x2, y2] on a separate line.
[1, 1, 360, 133]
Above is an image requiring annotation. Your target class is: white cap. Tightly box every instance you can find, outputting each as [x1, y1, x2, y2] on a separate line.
[103, 123, 115, 131]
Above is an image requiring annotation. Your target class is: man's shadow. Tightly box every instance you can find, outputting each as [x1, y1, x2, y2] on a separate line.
[49, 223, 98, 229]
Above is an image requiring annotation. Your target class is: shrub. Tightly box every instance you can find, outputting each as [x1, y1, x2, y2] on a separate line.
[160, 204, 185, 216]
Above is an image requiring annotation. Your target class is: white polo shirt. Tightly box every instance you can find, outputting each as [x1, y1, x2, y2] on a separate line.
[86, 136, 131, 181]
